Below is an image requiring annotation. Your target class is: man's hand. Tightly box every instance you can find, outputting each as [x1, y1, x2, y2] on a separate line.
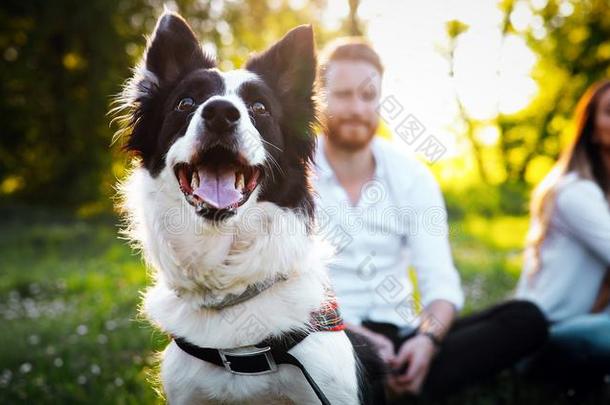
[385, 299, 455, 396]
[386, 334, 437, 395]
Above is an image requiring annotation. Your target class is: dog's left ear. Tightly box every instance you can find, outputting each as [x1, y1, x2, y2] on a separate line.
[145, 12, 215, 85]
[245, 25, 316, 103]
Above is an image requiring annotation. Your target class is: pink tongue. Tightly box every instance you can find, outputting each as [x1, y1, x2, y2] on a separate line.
[193, 168, 242, 209]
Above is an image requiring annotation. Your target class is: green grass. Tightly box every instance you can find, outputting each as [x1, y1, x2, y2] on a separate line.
[0, 209, 165, 404]
[0, 208, 607, 404]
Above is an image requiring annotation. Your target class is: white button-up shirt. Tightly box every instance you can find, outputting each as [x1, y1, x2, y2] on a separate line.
[312, 136, 464, 327]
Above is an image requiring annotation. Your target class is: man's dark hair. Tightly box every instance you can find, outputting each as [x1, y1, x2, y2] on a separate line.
[317, 37, 383, 86]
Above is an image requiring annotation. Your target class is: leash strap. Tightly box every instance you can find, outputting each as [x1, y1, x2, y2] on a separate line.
[271, 349, 332, 405]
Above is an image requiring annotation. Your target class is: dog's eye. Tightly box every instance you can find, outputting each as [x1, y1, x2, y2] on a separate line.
[250, 101, 268, 116]
[176, 97, 196, 112]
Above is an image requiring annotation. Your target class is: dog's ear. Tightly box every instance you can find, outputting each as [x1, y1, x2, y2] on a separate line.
[114, 13, 215, 167]
[245, 25, 316, 102]
[246, 26, 318, 225]
[145, 12, 215, 84]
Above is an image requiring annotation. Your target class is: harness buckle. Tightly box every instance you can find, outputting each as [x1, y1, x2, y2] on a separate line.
[218, 346, 278, 375]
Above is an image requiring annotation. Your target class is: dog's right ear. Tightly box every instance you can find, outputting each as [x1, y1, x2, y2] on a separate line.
[245, 25, 316, 103]
[144, 12, 215, 85]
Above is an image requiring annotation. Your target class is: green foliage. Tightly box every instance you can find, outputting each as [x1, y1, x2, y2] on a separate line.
[444, 180, 530, 219]
[445, 19, 469, 39]
[0, 1, 155, 207]
[501, 0, 610, 183]
[437, 0, 610, 215]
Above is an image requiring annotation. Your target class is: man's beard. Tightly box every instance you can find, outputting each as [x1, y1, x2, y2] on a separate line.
[325, 116, 377, 152]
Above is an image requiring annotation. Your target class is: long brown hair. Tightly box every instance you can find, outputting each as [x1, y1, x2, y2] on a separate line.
[526, 80, 610, 275]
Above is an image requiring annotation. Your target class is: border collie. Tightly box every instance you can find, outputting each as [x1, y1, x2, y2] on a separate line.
[113, 12, 385, 405]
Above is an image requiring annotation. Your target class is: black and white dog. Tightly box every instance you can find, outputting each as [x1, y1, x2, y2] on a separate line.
[114, 12, 385, 405]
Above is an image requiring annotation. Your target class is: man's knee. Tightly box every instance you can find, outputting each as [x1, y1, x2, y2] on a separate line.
[500, 300, 549, 344]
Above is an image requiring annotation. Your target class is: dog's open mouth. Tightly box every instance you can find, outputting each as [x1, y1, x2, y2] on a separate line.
[173, 146, 261, 219]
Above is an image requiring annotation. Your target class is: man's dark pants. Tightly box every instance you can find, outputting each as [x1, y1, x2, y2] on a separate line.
[359, 300, 549, 402]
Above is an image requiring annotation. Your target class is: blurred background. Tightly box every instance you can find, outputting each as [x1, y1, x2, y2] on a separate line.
[1, 0, 609, 403]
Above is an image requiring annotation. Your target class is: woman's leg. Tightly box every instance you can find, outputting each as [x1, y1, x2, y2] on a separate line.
[520, 313, 610, 390]
[550, 313, 610, 367]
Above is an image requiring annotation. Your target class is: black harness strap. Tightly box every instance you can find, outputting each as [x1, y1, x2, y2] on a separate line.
[174, 331, 331, 405]
[173, 288, 344, 405]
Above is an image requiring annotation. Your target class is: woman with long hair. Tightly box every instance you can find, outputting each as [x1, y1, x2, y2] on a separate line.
[516, 80, 610, 384]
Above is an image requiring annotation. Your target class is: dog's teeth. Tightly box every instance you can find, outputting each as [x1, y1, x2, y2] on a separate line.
[191, 170, 199, 189]
[235, 172, 245, 191]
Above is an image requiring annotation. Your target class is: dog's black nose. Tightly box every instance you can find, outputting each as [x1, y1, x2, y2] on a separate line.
[201, 99, 240, 133]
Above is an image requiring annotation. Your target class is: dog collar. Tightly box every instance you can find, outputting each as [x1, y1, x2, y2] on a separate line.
[180, 273, 289, 310]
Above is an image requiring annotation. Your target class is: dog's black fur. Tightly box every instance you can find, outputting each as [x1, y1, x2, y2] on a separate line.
[346, 330, 389, 404]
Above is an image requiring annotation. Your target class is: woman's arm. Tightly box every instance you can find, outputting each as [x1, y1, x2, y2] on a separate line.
[555, 179, 610, 265]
